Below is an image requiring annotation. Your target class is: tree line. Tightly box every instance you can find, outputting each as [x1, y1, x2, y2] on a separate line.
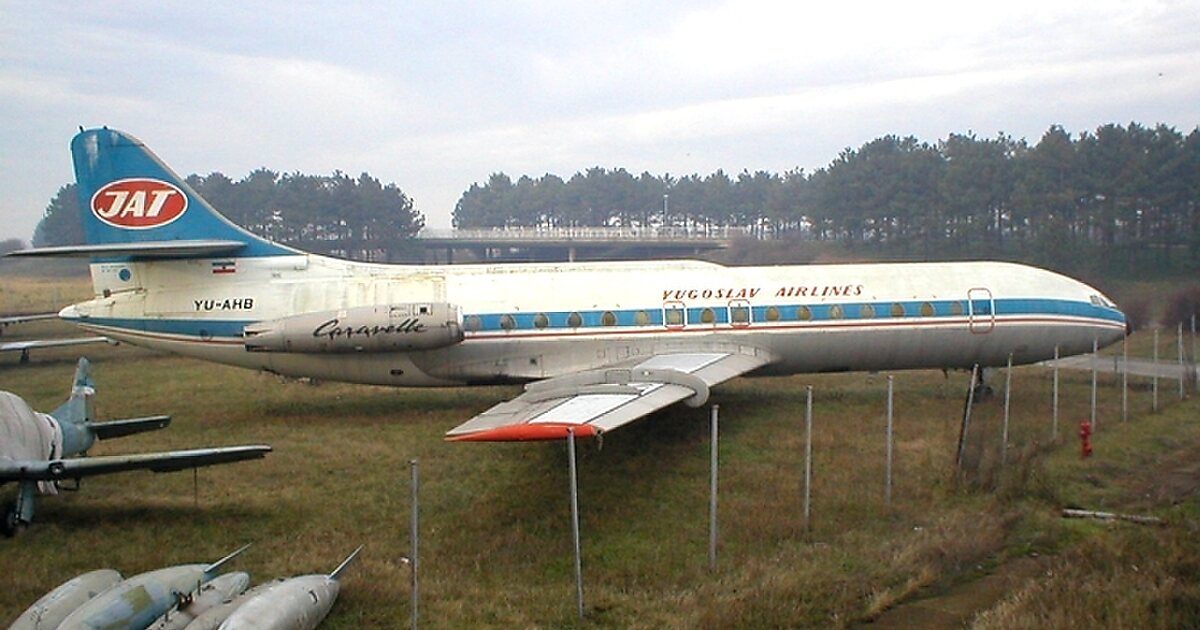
[33, 170, 425, 262]
[453, 122, 1200, 277]
[28, 121, 1199, 277]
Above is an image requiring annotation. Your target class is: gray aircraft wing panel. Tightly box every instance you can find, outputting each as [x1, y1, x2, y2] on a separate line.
[0, 445, 271, 482]
[1, 337, 111, 352]
[446, 349, 774, 442]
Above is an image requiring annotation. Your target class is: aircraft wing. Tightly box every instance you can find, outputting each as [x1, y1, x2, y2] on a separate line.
[0, 445, 271, 482]
[1, 337, 112, 353]
[0, 313, 57, 326]
[446, 349, 774, 441]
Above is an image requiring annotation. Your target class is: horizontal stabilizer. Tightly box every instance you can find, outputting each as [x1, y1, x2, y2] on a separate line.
[206, 543, 253, 574]
[330, 545, 364, 581]
[6, 240, 247, 259]
[90, 415, 171, 440]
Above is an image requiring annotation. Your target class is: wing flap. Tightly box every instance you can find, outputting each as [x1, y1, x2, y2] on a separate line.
[447, 349, 773, 442]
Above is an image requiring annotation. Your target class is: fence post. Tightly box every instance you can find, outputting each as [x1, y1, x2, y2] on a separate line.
[409, 460, 420, 630]
[804, 386, 813, 532]
[885, 376, 894, 506]
[1122, 337, 1128, 423]
[1091, 338, 1098, 431]
[1002, 354, 1013, 466]
[1052, 346, 1060, 440]
[708, 404, 719, 572]
[1154, 328, 1160, 412]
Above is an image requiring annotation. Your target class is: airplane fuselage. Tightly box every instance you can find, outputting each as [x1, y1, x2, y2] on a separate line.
[62, 255, 1127, 387]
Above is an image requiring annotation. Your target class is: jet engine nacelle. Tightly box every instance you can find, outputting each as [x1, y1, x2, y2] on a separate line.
[244, 303, 464, 353]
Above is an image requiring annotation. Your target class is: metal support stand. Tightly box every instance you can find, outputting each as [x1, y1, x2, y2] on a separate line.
[1052, 346, 1060, 439]
[885, 376, 894, 506]
[1090, 338, 1098, 432]
[708, 404, 719, 572]
[410, 459, 420, 630]
[1002, 354, 1012, 466]
[567, 429, 584, 620]
[955, 365, 980, 478]
[803, 386, 813, 532]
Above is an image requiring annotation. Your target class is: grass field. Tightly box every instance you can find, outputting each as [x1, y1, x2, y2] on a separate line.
[3, 274, 1200, 628]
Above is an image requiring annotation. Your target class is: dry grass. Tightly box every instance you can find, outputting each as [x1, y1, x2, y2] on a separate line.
[3, 271, 1200, 628]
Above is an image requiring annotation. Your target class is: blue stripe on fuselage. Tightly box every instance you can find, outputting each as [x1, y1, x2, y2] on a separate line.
[66, 297, 1124, 342]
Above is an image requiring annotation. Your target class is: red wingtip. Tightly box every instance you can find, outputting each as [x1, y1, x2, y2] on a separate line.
[446, 423, 598, 442]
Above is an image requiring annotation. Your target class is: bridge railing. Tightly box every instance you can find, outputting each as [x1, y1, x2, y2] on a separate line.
[417, 226, 762, 241]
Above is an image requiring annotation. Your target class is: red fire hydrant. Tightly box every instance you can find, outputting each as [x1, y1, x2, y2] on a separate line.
[1079, 421, 1093, 458]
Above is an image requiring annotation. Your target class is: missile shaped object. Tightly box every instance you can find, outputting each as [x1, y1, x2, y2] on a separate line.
[148, 572, 250, 630]
[218, 546, 362, 630]
[178, 580, 285, 630]
[57, 544, 251, 630]
[7, 569, 124, 630]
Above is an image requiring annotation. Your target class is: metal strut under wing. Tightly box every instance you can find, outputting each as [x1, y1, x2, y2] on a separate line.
[445, 350, 774, 442]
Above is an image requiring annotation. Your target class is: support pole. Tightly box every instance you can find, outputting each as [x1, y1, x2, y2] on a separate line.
[956, 365, 979, 478]
[567, 428, 584, 620]
[1179, 322, 1186, 400]
[708, 404, 719, 572]
[1154, 328, 1160, 412]
[1091, 338, 1098, 432]
[1122, 336, 1128, 423]
[409, 459, 420, 630]
[803, 386, 813, 532]
[1002, 354, 1012, 466]
[1052, 346, 1060, 440]
[885, 376, 894, 506]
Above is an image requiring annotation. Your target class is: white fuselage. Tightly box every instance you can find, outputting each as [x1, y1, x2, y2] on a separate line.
[61, 256, 1127, 386]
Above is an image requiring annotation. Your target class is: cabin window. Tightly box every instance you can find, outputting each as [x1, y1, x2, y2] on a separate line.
[500, 314, 517, 330]
[463, 315, 482, 332]
[635, 310, 651, 326]
[890, 303, 905, 317]
[664, 307, 684, 326]
[920, 302, 935, 317]
[766, 306, 781, 321]
[797, 305, 813, 321]
[860, 304, 876, 319]
[567, 312, 583, 328]
[950, 301, 965, 316]
[829, 304, 844, 319]
[700, 308, 716, 324]
[533, 313, 549, 329]
[731, 305, 750, 324]
[601, 311, 618, 326]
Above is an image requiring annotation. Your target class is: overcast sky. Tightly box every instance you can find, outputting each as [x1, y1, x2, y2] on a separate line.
[2, 1, 1198, 242]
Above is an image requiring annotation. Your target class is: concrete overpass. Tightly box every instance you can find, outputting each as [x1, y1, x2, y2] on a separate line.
[417, 226, 755, 263]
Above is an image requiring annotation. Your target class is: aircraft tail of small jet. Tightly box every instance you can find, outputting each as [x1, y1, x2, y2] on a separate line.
[49, 358, 172, 456]
[23, 127, 297, 260]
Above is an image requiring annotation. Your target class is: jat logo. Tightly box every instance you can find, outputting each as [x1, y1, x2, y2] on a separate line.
[91, 179, 188, 229]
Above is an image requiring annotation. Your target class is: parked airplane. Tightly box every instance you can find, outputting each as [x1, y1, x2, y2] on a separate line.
[0, 312, 58, 334]
[0, 357, 271, 534]
[9, 128, 1128, 441]
[0, 312, 112, 363]
[1, 336, 112, 364]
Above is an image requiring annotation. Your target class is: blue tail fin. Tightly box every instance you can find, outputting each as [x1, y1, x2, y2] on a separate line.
[50, 358, 97, 455]
[71, 128, 294, 258]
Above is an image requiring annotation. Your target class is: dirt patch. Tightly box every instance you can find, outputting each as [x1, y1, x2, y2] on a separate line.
[859, 557, 1048, 629]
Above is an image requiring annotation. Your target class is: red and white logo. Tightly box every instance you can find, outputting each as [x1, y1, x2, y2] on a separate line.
[90, 178, 188, 229]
